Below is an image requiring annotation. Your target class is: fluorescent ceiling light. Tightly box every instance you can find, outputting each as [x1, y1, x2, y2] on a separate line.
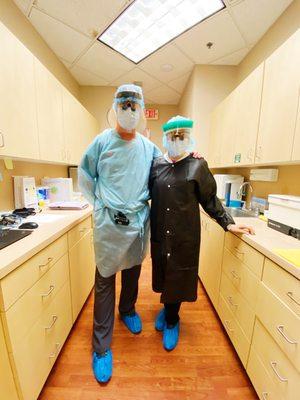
[98, 0, 225, 64]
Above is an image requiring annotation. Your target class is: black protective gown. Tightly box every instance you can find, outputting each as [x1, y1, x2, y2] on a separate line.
[149, 155, 235, 304]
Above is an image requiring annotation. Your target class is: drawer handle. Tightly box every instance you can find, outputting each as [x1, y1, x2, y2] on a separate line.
[286, 291, 300, 306]
[79, 228, 87, 233]
[39, 257, 53, 269]
[230, 270, 240, 281]
[270, 361, 288, 382]
[234, 246, 244, 256]
[45, 315, 58, 330]
[228, 296, 238, 308]
[41, 285, 55, 298]
[277, 325, 298, 345]
[224, 320, 234, 333]
[262, 392, 268, 400]
[49, 342, 60, 359]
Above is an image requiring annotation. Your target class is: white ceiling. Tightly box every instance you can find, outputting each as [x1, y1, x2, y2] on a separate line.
[14, 0, 293, 104]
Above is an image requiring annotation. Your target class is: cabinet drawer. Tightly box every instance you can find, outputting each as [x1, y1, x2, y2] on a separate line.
[68, 216, 92, 248]
[218, 293, 250, 367]
[247, 343, 283, 400]
[13, 281, 72, 400]
[225, 233, 264, 278]
[222, 247, 260, 306]
[0, 234, 67, 311]
[4, 253, 69, 351]
[257, 282, 300, 372]
[251, 319, 300, 400]
[263, 258, 300, 317]
[220, 271, 255, 341]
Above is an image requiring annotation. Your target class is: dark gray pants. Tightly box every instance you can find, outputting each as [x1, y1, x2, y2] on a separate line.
[93, 265, 141, 354]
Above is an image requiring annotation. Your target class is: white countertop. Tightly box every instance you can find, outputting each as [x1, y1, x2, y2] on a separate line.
[0, 206, 93, 280]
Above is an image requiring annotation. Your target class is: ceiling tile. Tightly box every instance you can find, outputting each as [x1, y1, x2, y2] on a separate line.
[168, 72, 192, 93]
[29, 8, 93, 63]
[139, 44, 193, 84]
[13, 0, 31, 13]
[211, 46, 250, 65]
[229, 0, 293, 45]
[145, 85, 181, 105]
[110, 67, 162, 92]
[69, 65, 109, 86]
[175, 10, 246, 64]
[34, 0, 130, 37]
[75, 41, 134, 83]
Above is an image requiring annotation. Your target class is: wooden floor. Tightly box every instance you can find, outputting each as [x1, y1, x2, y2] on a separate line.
[38, 256, 258, 400]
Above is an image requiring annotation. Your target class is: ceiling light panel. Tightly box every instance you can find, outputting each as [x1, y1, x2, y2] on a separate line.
[98, 0, 225, 63]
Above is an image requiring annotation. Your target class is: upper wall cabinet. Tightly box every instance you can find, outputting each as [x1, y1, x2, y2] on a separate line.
[256, 30, 300, 164]
[0, 22, 39, 159]
[62, 89, 98, 165]
[220, 91, 237, 166]
[233, 63, 264, 166]
[34, 58, 65, 163]
[0, 22, 99, 165]
[292, 90, 300, 161]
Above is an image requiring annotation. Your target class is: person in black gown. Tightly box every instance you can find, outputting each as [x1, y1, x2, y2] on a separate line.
[149, 115, 255, 351]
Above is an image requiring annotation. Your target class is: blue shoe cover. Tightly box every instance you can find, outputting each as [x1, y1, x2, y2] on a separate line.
[163, 322, 180, 351]
[92, 350, 113, 383]
[121, 312, 142, 334]
[155, 308, 166, 331]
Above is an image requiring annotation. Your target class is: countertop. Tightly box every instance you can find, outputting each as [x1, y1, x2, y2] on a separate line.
[206, 212, 300, 280]
[0, 206, 93, 280]
[1, 206, 299, 281]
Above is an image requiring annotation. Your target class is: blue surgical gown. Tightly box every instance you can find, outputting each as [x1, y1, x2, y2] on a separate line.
[78, 128, 162, 277]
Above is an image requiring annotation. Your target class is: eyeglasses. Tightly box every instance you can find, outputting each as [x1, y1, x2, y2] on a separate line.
[167, 130, 190, 141]
[119, 100, 138, 112]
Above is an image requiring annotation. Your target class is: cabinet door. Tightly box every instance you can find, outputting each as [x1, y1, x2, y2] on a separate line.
[0, 22, 39, 159]
[220, 91, 237, 166]
[69, 230, 95, 321]
[234, 63, 264, 166]
[256, 30, 300, 163]
[63, 89, 99, 165]
[208, 103, 224, 167]
[199, 213, 225, 308]
[34, 58, 65, 163]
[292, 91, 300, 161]
[0, 318, 19, 400]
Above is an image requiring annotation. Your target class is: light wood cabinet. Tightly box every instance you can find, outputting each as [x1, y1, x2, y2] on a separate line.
[220, 91, 237, 166]
[199, 211, 225, 308]
[292, 90, 300, 161]
[0, 317, 19, 400]
[233, 63, 264, 166]
[0, 215, 94, 400]
[34, 58, 65, 163]
[0, 22, 39, 159]
[62, 88, 98, 165]
[256, 30, 300, 164]
[68, 228, 95, 321]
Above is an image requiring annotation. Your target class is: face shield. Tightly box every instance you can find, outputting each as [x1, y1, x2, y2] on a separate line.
[162, 116, 195, 157]
[107, 84, 146, 133]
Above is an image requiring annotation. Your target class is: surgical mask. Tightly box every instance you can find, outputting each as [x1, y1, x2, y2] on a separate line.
[117, 108, 140, 131]
[166, 138, 190, 158]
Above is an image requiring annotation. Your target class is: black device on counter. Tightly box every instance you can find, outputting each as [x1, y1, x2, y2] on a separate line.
[19, 222, 39, 229]
[13, 207, 36, 218]
[268, 219, 300, 240]
[114, 211, 130, 226]
[0, 229, 33, 250]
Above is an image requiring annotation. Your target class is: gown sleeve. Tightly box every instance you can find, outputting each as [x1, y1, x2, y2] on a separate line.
[78, 134, 102, 205]
[195, 159, 235, 231]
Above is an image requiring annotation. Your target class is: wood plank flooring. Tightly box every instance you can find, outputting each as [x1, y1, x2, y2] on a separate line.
[38, 256, 258, 400]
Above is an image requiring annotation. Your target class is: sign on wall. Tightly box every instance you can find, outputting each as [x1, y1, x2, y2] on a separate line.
[145, 108, 159, 120]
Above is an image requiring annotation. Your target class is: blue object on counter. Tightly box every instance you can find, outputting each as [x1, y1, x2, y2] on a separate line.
[229, 200, 244, 208]
[224, 182, 231, 207]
